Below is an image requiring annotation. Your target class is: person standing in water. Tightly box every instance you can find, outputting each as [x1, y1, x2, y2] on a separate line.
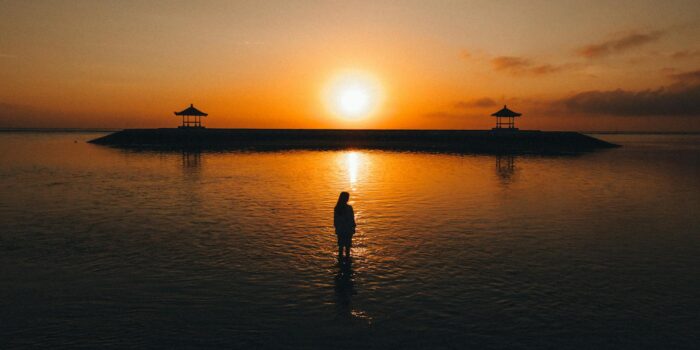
[334, 192, 356, 261]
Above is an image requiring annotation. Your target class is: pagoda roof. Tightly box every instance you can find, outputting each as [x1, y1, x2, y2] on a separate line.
[491, 105, 522, 117]
[174, 104, 208, 116]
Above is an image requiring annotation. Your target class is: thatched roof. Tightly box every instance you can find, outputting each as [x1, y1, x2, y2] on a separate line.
[491, 105, 521, 117]
[174, 104, 208, 116]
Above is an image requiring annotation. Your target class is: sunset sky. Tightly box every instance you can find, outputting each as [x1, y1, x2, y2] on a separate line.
[1, 0, 699, 131]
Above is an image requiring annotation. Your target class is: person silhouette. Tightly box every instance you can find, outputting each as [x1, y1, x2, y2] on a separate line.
[334, 191, 356, 261]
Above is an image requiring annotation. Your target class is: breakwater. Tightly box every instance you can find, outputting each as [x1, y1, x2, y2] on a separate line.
[89, 128, 619, 154]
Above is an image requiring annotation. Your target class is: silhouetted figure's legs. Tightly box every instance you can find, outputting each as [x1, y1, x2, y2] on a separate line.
[337, 234, 353, 261]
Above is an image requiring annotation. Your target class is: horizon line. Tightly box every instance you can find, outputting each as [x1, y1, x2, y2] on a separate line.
[1, 127, 700, 135]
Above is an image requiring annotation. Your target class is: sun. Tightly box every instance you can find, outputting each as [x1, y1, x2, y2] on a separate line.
[323, 70, 383, 120]
[339, 87, 370, 118]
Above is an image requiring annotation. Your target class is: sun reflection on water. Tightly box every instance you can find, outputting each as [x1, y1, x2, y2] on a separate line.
[346, 151, 360, 188]
[336, 150, 371, 192]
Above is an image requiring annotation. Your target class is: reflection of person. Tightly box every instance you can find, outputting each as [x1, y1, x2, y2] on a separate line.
[334, 191, 356, 261]
[334, 263, 354, 318]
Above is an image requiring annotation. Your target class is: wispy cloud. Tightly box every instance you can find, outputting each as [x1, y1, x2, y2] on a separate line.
[491, 56, 530, 71]
[668, 69, 700, 85]
[426, 97, 544, 121]
[670, 49, 700, 60]
[490, 56, 574, 76]
[455, 97, 497, 109]
[577, 30, 664, 58]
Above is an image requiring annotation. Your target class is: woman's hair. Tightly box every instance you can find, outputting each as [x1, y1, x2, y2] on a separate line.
[334, 191, 350, 214]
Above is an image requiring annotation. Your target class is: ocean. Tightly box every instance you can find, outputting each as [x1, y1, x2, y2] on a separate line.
[1, 131, 698, 349]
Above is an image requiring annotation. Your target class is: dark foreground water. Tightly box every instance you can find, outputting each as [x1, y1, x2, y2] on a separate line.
[1, 132, 698, 349]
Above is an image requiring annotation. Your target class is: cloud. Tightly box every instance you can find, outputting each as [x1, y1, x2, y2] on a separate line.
[577, 30, 664, 58]
[490, 56, 573, 76]
[491, 56, 531, 71]
[668, 69, 700, 84]
[425, 97, 546, 121]
[460, 50, 472, 60]
[455, 97, 497, 109]
[670, 50, 700, 59]
[561, 70, 700, 116]
[461, 47, 577, 76]
[433, 69, 700, 119]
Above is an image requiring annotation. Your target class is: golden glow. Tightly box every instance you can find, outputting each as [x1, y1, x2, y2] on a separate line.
[337, 150, 368, 191]
[323, 70, 383, 120]
[2, 2, 699, 131]
[347, 151, 359, 187]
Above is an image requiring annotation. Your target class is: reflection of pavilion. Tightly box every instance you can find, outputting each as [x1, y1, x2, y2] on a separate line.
[180, 150, 203, 212]
[495, 154, 516, 182]
[181, 150, 203, 186]
[182, 150, 201, 169]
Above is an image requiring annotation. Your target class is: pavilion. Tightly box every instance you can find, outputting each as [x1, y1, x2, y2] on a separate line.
[491, 105, 521, 130]
[175, 103, 208, 128]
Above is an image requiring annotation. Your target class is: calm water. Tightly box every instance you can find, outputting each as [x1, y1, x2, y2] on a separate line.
[1, 132, 699, 349]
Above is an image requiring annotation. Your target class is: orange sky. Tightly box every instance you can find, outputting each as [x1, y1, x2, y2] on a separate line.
[1, 1, 699, 131]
